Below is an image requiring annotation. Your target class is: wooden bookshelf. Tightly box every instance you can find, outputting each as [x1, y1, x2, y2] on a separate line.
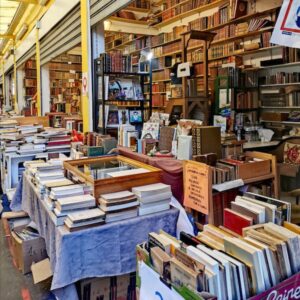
[153, 0, 229, 28]
[23, 59, 37, 116]
[49, 54, 82, 114]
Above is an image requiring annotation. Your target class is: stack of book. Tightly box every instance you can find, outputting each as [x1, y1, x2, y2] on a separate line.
[139, 222, 300, 300]
[46, 184, 89, 210]
[98, 191, 139, 223]
[132, 183, 172, 216]
[64, 208, 106, 231]
[53, 194, 96, 226]
[223, 193, 291, 235]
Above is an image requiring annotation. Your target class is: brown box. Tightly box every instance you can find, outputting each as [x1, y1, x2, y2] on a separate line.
[236, 159, 271, 180]
[78, 273, 136, 300]
[11, 226, 47, 274]
[260, 112, 289, 122]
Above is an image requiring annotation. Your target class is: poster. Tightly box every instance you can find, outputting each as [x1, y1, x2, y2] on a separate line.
[82, 72, 88, 96]
[139, 262, 184, 300]
[183, 161, 212, 215]
[270, 0, 300, 48]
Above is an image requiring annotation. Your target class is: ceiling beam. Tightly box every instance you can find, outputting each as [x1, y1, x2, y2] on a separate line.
[0, 35, 14, 39]
[6, 0, 38, 4]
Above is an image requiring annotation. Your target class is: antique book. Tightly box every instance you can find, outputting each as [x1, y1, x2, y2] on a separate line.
[159, 126, 176, 152]
[150, 247, 171, 278]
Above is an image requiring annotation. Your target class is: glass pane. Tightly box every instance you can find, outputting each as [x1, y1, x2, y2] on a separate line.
[76, 159, 138, 180]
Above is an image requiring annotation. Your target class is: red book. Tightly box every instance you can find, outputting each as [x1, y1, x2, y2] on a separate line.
[223, 208, 253, 236]
[47, 140, 71, 147]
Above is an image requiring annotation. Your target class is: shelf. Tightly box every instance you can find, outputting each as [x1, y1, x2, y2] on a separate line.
[122, 6, 150, 13]
[152, 38, 182, 49]
[151, 79, 171, 83]
[100, 99, 150, 102]
[261, 120, 300, 126]
[211, 27, 274, 46]
[153, 0, 229, 28]
[152, 0, 190, 18]
[243, 173, 274, 184]
[203, 6, 280, 33]
[154, 50, 182, 58]
[238, 45, 282, 56]
[260, 83, 300, 87]
[261, 106, 300, 109]
[258, 61, 300, 70]
[96, 71, 148, 76]
[109, 16, 149, 25]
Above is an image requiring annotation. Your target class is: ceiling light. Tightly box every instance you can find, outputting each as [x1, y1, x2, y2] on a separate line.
[16, 24, 28, 41]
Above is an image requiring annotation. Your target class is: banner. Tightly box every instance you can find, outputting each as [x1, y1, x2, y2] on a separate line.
[270, 0, 300, 48]
[249, 272, 300, 300]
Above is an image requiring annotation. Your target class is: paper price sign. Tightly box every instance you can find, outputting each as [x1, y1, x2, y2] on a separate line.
[183, 160, 212, 215]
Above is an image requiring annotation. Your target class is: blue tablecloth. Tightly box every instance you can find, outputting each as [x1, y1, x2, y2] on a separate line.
[20, 175, 179, 298]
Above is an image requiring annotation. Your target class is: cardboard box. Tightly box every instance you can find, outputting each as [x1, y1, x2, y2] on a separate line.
[11, 226, 47, 274]
[78, 273, 136, 300]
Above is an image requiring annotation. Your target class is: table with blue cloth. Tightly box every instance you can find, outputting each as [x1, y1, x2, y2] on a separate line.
[18, 174, 179, 300]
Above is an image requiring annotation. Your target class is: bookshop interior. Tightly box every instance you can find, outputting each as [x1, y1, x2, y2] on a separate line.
[2, 0, 300, 299]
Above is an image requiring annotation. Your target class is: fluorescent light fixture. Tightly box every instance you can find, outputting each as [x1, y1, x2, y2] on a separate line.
[16, 24, 28, 41]
[39, 0, 49, 5]
[104, 20, 112, 31]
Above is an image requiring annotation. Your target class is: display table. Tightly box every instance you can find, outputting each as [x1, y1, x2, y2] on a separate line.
[20, 174, 179, 299]
[243, 141, 280, 150]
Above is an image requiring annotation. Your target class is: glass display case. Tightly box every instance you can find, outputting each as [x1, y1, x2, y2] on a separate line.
[63, 155, 162, 199]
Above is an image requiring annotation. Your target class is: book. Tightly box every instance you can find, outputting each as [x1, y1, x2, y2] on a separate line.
[56, 194, 96, 212]
[132, 183, 171, 198]
[224, 208, 253, 236]
[104, 207, 138, 223]
[224, 237, 266, 294]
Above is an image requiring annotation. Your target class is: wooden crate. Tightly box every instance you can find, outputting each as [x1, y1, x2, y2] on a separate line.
[63, 155, 162, 200]
[237, 159, 271, 180]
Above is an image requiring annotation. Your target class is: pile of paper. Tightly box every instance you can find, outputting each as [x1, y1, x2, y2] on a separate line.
[132, 183, 172, 216]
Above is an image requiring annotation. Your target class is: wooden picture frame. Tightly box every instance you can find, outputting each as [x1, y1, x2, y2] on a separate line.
[63, 155, 162, 200]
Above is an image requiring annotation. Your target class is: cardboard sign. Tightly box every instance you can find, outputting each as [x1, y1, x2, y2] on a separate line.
[249, 272, 300, 300]
[183, 160, 212, 215]
[139, 262, 184, 300]
[271, 0, 300, 48]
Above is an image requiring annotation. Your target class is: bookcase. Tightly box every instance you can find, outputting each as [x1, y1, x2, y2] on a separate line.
[49, 54, 82, 114]
[93, 53, 152, 133]
[23, 59, 37, 116]
[103, 0, 284, 126]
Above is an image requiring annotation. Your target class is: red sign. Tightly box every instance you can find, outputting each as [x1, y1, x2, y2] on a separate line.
[249, 273, 300, 300]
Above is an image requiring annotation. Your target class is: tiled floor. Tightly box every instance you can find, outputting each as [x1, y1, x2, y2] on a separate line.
[0, 222, 53, 300]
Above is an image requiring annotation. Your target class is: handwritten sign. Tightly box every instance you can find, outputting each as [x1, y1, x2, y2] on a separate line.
[183, 160, 212, 215]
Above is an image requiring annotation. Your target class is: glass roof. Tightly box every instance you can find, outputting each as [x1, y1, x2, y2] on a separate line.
[0, 0, 20, 35]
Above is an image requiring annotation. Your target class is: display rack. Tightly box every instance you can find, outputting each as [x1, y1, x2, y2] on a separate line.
[93, 54, 152, 133]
